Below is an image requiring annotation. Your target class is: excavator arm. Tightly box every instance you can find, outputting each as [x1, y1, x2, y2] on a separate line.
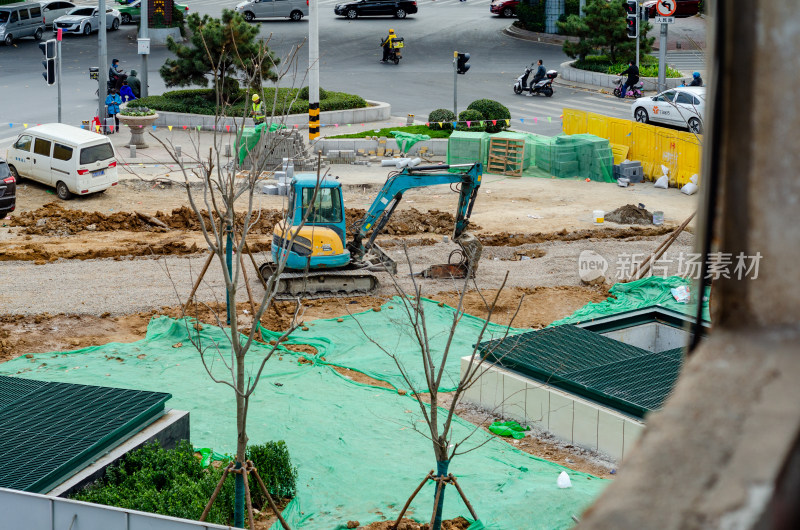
[348, 163, 484, 276]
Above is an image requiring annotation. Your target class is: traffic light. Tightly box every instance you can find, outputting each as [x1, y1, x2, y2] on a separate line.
[39, 39, 56, 85]
[625, 0, 638, 38]
[456, 52, 470, 75]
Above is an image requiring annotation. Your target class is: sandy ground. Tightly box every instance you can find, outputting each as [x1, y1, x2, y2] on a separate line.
[1, 165, 701, 479]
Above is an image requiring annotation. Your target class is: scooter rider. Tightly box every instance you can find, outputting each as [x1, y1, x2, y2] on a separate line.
[618, 60, 639, 98]
[109, 58, 127, 91]
[689, 71, 703, 86]
[380, 29, 396, 63]
[531, 59, 546, 89]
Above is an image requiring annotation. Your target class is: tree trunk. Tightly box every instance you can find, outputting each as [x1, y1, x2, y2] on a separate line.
[432, 459, 450, 530]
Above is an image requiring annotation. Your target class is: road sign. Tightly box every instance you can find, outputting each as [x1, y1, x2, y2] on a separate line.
[655, 16, 675, 23]
[656, 0, 677, 17]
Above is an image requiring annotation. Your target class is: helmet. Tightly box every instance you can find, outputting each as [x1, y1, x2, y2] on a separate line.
[389, 29, 395, 33]
[693, 71, 700, 78]
[252, 94, 260, 102]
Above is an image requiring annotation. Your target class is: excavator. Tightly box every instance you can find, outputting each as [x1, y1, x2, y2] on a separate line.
[259, 162, 484, 298]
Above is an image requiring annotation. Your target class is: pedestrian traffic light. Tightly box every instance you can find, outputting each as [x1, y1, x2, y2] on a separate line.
[456, 52, 470, 75]
[625, 0, 638, 39]
[39, 39, 56, 86]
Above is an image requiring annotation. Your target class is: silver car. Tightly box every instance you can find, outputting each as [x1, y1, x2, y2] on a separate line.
[53, 6, 121, 35]
[40, 1, 76, 28]
[235, 0, 308, 22]
[0, 2, 46, 45]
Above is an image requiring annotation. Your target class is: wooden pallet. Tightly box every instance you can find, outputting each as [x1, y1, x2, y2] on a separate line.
[487, 138, 525, 177]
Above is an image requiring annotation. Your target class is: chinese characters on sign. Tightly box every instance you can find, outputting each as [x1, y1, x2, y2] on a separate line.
[614, 252, 763, 280]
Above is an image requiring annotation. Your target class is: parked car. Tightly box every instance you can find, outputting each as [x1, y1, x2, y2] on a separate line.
[235, 0, 308, 22]
[40, 1, 76, 28]
[0, 158, 16, 219]
[0, 2, 45, 46]
[490, 0, 519, 18]
[53, 6, 121, 35]
[631, 86, 705, 133]
[6, 124, 118, 200]
[643, 0, 700, 18]
[119, 0, 188, 24]
[334, 0, 418, 19]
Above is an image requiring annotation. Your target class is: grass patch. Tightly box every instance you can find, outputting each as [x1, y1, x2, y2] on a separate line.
[327, 125, 452, 139]
[572, 54, 683, 78]
[135, 87, 367, 117]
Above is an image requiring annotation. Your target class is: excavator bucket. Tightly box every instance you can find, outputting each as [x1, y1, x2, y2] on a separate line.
[417, 231, 483, 279]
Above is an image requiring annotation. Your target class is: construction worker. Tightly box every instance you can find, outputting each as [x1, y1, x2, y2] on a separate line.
[380, 29, 396, 63]
[252, 93, 264, 125]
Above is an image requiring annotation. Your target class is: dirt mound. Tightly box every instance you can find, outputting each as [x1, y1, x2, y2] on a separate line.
[345, 208, 481, 236]
[605, 204, 653, 225]
[362, 517, 470, 530]
[479, 225, 672, 247]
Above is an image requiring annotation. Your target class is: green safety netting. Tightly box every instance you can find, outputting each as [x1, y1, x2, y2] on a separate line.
[390, 131, 430, 154]
[446, 131, 490, 169]
[267, 297, 525, 394]
[237, 122, 288, 164]
[1, 310, 607, 530]
[550, 276, 711, 326]
[447, 132, 614, 181]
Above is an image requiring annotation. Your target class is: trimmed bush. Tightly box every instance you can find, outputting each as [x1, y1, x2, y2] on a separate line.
[298, 86, 329, 100]
[456, 109, 486, 132]
[248, 441, 297, 503]
[428, 108, 457, 130]
[466, 99, 510, 133]
[135, 88, 367, 117]
[70, 440, 299, 525]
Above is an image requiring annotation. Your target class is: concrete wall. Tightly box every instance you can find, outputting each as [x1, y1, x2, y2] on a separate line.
[461, 357, 644, 462]
[601, 323, 690, 353]
[559, 61, 687, 91]
[317, 138, 449, 157]
[149, 100, 391, 129]
[0, 487, 232, 530]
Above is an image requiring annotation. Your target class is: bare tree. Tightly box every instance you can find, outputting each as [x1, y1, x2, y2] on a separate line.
[152, 23, 319, 529]
[351, 247, 522, 530]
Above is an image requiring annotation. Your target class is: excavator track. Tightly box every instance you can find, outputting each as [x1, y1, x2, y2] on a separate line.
[259, 263, 381, 300]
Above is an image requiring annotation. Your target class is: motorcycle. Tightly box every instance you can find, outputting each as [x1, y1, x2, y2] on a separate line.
[380, 37, 404, 65]
[613, 77, 644, 98]
[513, 65, 557, 97]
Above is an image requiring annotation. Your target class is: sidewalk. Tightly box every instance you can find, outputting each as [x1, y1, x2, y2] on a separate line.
[110, 116, 414, 167]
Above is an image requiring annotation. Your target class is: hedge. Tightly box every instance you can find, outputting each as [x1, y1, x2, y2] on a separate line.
[135, 87, 367, 117]
[428, 108, 457, 131]
[572, 55, 682, 78]
[466, 99, 510, 133]
[457, 110, 486, 132]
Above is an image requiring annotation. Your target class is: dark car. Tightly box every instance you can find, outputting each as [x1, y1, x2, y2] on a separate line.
[490, 0, 519, 18]
[334, 0, 418, 19]
[0, 158, 16, 219]
[643, 0, 700, 18]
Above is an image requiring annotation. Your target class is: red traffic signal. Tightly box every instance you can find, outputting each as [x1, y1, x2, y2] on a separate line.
[624, 0, 638, 16]
[625, 0, 638, 39]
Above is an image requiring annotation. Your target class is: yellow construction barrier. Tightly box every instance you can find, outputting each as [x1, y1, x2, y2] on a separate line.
[562, 108, 701, 186]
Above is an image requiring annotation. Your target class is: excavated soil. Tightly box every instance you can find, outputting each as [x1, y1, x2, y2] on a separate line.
[479, 225, 673, 247]
[361, 517, 471, 530]
[605, 204, 654, 225]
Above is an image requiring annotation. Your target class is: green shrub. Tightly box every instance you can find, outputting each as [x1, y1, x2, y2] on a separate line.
[517, 0, 546, 33]
[134, 88, 366, 117]
[298, 86, 329, 100]
[466, 99, 510, 133]
[428, 108, 457, 130]
[247, 441, 298, 502]
[572, 55, 682, 78]
[71, 441, 235, 526]
[457, 109, 485, 132]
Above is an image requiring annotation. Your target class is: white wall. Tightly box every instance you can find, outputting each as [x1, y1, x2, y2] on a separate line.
[460, 357, 645, 462]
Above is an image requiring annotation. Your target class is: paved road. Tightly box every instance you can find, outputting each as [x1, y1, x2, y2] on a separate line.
[0, 1, 635, 140]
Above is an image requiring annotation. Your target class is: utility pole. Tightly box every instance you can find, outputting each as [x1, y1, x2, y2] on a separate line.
[98, 0, 108, 124]
[657, 22, 668, 91]
[140, 0, 149, 97]
[308, 0, 320, 142]
[57, 30, 62, 123]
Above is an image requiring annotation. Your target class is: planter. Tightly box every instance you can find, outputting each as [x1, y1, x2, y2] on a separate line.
[119, 113, 159, 148]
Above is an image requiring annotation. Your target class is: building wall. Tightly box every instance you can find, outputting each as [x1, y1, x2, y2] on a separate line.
[460, 357, 645, 462]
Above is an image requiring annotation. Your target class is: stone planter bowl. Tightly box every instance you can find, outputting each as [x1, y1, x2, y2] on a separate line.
[118, 113, 159, 149]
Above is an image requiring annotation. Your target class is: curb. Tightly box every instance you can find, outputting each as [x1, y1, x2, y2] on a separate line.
[559, 60, 686, 92]
[502, 24, 580, 45]
[147, 100, 392, 129]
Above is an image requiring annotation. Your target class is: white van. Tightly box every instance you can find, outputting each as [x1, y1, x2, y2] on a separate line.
[6, 124, 118, 200]
[234, 0, 308, 22]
